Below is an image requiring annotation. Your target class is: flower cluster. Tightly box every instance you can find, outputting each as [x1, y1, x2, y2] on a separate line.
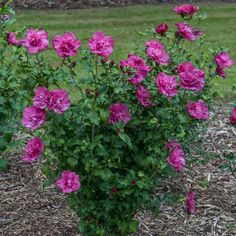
[120, 54, 151, 84]
[22, 87, 71, 130]
[8, 29, 114, 59]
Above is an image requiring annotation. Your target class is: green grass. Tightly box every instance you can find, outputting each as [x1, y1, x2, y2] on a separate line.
[12, 3, 236, 98]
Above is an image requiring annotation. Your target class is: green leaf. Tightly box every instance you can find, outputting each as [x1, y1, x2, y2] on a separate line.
[129, 219, 139, 233]
[0, 158, 8, 171]
[118, 133, 133, 149]
[87, 112, 100, 125]
[67, 157, 78, 167]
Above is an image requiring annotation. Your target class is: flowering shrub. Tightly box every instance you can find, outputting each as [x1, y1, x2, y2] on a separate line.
[1, 2, 234, 235]
[0, 1, 74, 154]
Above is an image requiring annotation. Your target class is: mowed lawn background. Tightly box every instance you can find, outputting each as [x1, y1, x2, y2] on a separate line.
[13, 3, 236, 99]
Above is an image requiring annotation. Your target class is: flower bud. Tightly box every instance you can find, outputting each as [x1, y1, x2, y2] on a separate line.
[85, 88, 91, 96]
[95, 90, 99, 97]
[111, 186, 117, 193]
[155, 23, 168, 35]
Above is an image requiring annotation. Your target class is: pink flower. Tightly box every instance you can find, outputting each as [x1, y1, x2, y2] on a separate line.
[230, 108, 236, 125]
[22, 137, 44, 163]
[215, 51, 233, 68]
[48, 90, 71, 114]
[216, 66, 226, 79]
[145, 40, 169, 65]
[156, 72, 178, 97]
[120, 54, 151, 84]
[56, 171, 81, 193]
[88, 31, 114, 57]
[175, 22, 202, 41]
[187, 100, 209, 120]
[174, 4, 199, 18]
[22, 106, 46, 130]
[52, 32, 81, 58]
[109, 103, 131, 125]
[155, 23, 168, 35]
[186, 191, 196, 214]
[145, 40, 164, 50]
[21, 28, 48, 54]
[33, 86, 51, 109]
[167, 147, 185, 171]
[136, 85, 152, 107]
[7, 32, 21, 46]
[177, 61, 194, 74]
[178, 62, 205, 91]
[166, 140, 182, 152]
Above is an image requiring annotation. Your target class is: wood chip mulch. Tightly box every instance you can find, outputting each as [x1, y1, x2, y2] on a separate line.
[0, 104, 236, 236]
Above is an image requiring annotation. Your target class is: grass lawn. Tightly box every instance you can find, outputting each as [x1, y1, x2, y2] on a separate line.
[12, 3, 236, 99]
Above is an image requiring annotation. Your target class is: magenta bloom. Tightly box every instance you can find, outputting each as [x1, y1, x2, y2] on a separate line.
[109, 103, 131, 125]
[48, 90, 71, 114]
[166, 140, 182, 152]
[22, 137, 44, 163]
[7, 32, 21, 46]
[21, 28, 48, 54]
[156, 72, 178, 97]
[216, 66, 226, 79]
[155, 23, 168, 35]
[178, 62, 205, 91]
[88, 31, 114, 57]
[177, 61, 194, 74]
[187, 100, 209, 120]
[215, 51, 233, 69]
[174, 4, 199, 18]
[136, 85, 152, 107]
[56, 171, 81, 193]
[175, 22, 202, 41]
[33, 86, 51, 109]
[52, 32, 81, 58]
[167, 147, 185, 172]
[120, 54, 151, 84]
[230, 107, 236, 125]
[22, 106, 46, 130]
[186, 191, 196, 214]
[145, 40, 169, 65]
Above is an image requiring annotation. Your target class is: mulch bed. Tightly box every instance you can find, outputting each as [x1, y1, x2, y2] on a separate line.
[0, 104, 236, 236]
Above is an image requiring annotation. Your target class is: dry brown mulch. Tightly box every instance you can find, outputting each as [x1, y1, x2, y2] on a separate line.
[0, 152, 77, 236]
[1, 104, 236, 236]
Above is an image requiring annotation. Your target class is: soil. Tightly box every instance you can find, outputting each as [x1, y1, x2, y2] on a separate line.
[0, 104, 236, 236]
